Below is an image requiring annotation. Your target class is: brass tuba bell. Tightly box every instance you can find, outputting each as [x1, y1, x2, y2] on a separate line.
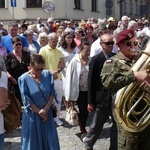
[114, 41, 150, 133]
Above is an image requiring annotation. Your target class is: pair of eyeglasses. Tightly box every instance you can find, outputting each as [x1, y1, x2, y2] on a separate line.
[33, 67, 43, 72]
[102, 41, 114, 46]
[14, 43, 22, 46]
[123, 41, 138, 46]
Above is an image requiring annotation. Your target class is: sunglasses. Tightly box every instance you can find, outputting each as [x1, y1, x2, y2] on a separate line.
[14, 43, 22, 46]
[33, 67, 43, 72]
[102, 41, 114, 46]
[123, 41, 138, 46]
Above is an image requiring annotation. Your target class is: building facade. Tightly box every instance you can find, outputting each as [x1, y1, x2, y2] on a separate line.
[0, 0, 149, 22]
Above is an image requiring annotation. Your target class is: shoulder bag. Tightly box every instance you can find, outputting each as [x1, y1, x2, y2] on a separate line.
[65, 101, 79, 126]
[2, 91, 22, 135]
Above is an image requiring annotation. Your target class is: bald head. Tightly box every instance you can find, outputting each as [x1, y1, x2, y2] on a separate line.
[100, 33, 113, 43]
[48, 32, 58, 40]
[48, 32, 58, 49]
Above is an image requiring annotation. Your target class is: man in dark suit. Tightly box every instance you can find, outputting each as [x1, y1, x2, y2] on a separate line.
[84, 33, 118, 150]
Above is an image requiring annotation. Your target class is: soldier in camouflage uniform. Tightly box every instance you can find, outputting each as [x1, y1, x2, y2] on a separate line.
[101, 29, 150, 150]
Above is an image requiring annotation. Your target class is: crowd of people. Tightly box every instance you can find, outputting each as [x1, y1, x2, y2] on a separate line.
[0, 15, 150, 150]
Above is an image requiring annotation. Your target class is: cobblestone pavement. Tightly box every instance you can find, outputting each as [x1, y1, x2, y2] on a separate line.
[4, 106, 112, 150]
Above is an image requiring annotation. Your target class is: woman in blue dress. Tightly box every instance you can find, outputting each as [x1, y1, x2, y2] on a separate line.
[18, 54, 60, 150]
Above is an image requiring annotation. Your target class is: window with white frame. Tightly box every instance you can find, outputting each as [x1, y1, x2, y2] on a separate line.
[27, 0, 42, 8]
[92, 0, 97, 11]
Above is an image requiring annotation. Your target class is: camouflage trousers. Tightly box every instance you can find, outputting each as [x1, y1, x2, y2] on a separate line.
[117, 124, 150, 150]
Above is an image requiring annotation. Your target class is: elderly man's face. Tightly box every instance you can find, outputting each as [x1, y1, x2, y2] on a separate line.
[119, 37, 138, 58]
[49, 36, 58, 49]
[100, 34, 114, 55]
[122, 18, 129, 28]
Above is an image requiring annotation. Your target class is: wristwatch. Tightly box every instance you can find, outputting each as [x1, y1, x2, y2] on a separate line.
[57, 68, 61, 73]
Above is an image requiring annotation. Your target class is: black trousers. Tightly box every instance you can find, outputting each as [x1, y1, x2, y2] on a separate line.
[84, 106, 118, 150]
[76, 91, 89, 134]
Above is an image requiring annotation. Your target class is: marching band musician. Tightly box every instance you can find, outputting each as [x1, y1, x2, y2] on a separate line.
[101, 29, 150, 150]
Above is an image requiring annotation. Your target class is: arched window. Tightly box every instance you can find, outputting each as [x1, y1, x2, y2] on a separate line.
[74, 0, 81, 9]
[92, 0, 97, 11]
[27, 0, 42, 8]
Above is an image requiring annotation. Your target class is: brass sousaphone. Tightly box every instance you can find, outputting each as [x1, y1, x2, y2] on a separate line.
[114, 41, 150, 133]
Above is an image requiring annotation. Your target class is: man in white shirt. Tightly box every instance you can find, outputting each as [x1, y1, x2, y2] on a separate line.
[90, 24, 108, 57]
[90, 24, 118, 57]
[36, 17, 45, 32]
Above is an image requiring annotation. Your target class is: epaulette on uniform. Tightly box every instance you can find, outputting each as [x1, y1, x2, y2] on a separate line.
[106, 59, 113, 63]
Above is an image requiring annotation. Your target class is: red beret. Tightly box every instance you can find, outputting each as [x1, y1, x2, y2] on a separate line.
[116, 29, 134, 45]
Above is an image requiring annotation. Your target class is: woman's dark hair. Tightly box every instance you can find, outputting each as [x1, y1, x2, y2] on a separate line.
[138, 23, 144, 28]
[30, 54, 45, 66]
[12, 36, 22, 44]
[108, 23, 117, 30]
[80, 41, 90, 51]
[61, 32, 76, 49]
[21, 23, 28, 30]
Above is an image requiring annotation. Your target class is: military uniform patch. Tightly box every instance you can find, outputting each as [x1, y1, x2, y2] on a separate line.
[106, 59, 112, 63]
